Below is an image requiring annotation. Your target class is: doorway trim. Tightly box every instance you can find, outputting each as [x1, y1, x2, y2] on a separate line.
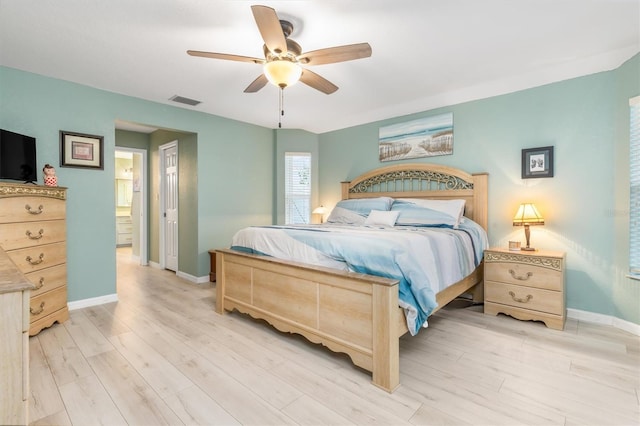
[115, 147, 148, 265]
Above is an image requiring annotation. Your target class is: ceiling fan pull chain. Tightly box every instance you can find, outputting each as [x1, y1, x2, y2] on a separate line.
[278, 87, 284, 128]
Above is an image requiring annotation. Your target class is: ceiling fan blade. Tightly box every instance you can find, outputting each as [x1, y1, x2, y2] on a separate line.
[251, 5, 287, 55]
[298, 43, 372, 65]
[187, 50, 264, 64]
[244, 74, 269, 93]
[299, 69, 338, 94]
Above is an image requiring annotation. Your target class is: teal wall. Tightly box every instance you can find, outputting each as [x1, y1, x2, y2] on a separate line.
[2, 53, 637, 325]
[0, 66, 274, 300]
[116, 129, 150, 151]
[318, 54, 640, 325]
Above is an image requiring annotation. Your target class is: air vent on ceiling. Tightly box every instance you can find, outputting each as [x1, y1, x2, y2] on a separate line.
[169, 95, 202, 106]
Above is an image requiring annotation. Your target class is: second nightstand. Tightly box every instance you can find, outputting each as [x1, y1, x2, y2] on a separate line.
[484, 248, 566, 330]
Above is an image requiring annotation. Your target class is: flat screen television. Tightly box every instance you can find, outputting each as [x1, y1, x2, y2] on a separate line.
[0, 129, 38, 183]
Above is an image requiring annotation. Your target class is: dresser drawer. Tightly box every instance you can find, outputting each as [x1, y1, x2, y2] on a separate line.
[485, 280, 563, 315]
[485, 260, 562, 291]
[29, 285, 67, 322]
[24, 263, 67, 298]
[6, 242, 66, 273]
[0, 196, 66, 223]
[0, 219, 66, 251]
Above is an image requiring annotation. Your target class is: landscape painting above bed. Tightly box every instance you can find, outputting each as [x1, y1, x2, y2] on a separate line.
[215, 163, 488, 392]
[378, 113, 454, 161]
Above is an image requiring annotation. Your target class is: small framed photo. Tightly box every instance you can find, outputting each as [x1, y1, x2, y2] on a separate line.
[60, 131, 104, 170]
[522, 146, 554, 179]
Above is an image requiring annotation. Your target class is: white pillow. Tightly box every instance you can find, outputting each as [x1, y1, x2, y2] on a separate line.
[364, 210, 400, 227]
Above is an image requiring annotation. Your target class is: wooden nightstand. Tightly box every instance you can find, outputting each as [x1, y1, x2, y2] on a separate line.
[208, 250, 216, 282]
[484, 248, 566, 330]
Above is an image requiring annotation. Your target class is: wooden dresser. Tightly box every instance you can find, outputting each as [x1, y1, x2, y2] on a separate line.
[0, 182, 69, 335]
[0, 248, 34, 425]
[484, 248, 566, 330]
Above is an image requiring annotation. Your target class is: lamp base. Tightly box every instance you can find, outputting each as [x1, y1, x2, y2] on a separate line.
[521, 247, 536, 251]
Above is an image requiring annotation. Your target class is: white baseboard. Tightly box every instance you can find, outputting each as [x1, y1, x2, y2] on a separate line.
[148, 261, 209, 284]
[176, 270, 211, 284]
[567, 308, 640, 336]
[68, 293, 118, 311]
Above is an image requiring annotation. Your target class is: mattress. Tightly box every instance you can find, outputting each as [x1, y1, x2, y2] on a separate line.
[231, 218, 487, 335]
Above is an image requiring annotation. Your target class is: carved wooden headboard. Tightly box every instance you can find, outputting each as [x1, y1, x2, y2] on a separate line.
[340, 163, 488, 231]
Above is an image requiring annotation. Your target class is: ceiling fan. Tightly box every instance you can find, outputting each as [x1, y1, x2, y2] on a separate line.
[187, 4, 372, 95]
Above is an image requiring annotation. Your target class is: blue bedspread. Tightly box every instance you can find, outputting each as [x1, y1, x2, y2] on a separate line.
[231, 219, 487, 335]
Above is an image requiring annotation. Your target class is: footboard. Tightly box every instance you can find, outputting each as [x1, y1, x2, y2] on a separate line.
[215, 248, 403, 392]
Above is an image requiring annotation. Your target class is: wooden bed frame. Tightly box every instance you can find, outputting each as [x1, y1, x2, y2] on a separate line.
[215, 163, 488, 392]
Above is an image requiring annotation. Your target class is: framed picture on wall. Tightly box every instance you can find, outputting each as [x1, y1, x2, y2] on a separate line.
[522, 146, 554, 179]
[60, 130, 104, 170]
[379, 112, 453, 162]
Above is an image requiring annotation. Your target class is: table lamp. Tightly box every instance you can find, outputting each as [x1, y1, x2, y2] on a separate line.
[513, 203, 544, 251]
[312, 205, 327, 223]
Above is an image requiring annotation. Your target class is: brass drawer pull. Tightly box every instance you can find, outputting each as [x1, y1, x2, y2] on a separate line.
[509, 291, 533, 304]
[26, 229, 44, 240]
[26, 253, 45, 265]
[509, 269, 533, 281]
[35, 277, 45, 290]
[25, 204, 44, 215]
[30, 301, 45, 316]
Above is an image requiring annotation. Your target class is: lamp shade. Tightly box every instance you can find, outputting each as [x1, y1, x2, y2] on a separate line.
[263, 60, 302, 88]
[513, 203, 544, 226]
[312, 205, 327, 224]
[312, 206, 327, 215]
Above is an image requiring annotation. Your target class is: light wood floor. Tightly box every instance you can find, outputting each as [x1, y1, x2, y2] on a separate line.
[28, 248, 639, 425]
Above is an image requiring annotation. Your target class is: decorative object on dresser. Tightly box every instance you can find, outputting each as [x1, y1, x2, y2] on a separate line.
[42, 163, 58, 187]
[484, 248, 566, 330]
[0, 182, 69, 336]
[512, 202, 544, 251]
[0, 248, 34, 425]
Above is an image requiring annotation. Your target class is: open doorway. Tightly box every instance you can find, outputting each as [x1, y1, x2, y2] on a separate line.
[115, 148, 148, 266]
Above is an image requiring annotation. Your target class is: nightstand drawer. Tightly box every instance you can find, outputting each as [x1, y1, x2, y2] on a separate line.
[485, 261, 562, 291]
[485, 280, 563, 315]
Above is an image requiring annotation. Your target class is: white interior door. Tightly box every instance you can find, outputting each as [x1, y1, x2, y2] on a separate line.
[162, 143, 178, 271]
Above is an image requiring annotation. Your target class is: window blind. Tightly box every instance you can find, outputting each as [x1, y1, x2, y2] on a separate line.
[630, 96, 640, 275]
[285, 152, 311, 224]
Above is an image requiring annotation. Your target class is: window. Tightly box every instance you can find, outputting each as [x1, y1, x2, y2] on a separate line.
[630, 96, 640, 276]
[285, 152, 311, 224]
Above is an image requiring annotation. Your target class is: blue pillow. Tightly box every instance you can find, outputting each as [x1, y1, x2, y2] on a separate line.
[327, 197, 394, 224]
[391, 198, 466, 228]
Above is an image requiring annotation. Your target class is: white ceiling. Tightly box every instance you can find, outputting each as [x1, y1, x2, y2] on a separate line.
[1, 0, 638, 134]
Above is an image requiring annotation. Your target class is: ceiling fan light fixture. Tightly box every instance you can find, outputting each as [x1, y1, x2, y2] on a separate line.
[263, 59, 302, 88]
